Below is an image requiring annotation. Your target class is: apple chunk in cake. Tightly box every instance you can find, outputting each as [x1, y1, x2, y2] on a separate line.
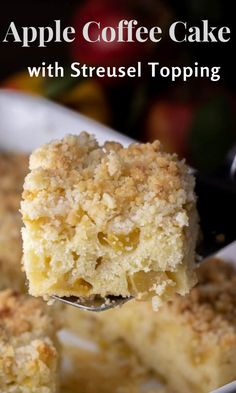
[0, 289, 59, 393]
[21, 132, 198, 307]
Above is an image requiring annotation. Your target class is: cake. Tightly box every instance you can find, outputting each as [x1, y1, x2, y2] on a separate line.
[0, 152, 29, 291]
[21, 132, 198, 308]
[0, 152, 29, 213]
[59, 340, 160, 393]
[94, 258, 236, 393]
[0, 212, 25, 291]
[0, 289, 59, 393]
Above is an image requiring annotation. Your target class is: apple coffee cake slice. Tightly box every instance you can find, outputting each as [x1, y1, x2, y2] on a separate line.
[21, 132, 198, 309]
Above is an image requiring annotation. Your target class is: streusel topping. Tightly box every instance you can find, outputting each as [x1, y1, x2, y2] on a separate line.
[24, 133, 195, 223]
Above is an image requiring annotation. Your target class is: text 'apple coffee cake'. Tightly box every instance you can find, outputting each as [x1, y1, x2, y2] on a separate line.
[0, 289, 59, 393]
[21, 132, 198, 308]
[94, 258, 236, 393]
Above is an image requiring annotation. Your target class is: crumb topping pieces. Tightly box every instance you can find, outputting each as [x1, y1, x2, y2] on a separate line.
[23, 132, 195, 223]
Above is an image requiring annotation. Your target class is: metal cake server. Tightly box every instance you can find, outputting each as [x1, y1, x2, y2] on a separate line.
[52, 294, 133, 312]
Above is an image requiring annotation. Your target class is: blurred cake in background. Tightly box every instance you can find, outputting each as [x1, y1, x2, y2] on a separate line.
[0, 152, 29, 291]
[65, 258, 236, 393]
[0, 289, 59, 392]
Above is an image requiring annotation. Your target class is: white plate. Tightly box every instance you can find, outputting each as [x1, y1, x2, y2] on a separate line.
[0, 89, 235, 393]
[0, 89, 133, 152]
